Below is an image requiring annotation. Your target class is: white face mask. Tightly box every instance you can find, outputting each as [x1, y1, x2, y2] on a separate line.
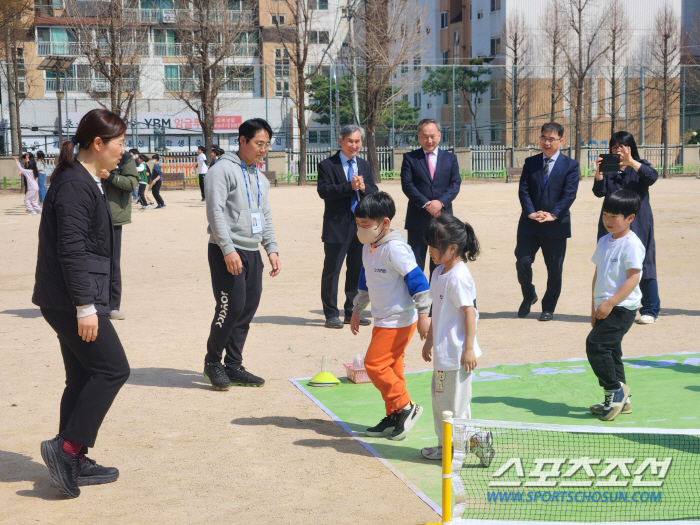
[357, 224, 384, 245]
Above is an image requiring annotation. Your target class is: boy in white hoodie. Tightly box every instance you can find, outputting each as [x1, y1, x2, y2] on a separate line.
[351, 192, 431, 441]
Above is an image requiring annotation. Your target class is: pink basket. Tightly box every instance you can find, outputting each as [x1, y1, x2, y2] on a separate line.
[343, 363, 371, 384]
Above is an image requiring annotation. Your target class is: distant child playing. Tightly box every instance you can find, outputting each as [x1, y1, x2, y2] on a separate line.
[350, 192, 430, 441]
[15, 156, 42, 214]
[420, 215, 493, 466]
[587, 189, 644, 421]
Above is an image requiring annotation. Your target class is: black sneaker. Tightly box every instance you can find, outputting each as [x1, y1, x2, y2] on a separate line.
[40, 436, 81, 498]
[225, 366, 265, 387]
[203, 361, 231, 391]
[389, 403, 423, 441]
[365, 413, 397, 437]
[78, 456, 119, 486]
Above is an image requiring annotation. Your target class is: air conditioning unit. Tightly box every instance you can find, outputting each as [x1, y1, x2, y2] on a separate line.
[93, 80, 110, 92]
[162, 10, 176, 23]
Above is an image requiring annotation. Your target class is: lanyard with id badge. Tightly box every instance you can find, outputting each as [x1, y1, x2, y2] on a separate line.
[242, 160, 263, 234]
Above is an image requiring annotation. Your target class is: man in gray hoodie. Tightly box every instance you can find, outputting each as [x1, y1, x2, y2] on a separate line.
[203, 118, 281, 390]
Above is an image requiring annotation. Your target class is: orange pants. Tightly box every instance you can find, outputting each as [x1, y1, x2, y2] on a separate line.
[364, 322, 417, 415]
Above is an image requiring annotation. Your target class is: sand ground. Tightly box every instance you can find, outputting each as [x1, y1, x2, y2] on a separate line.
[1, 177, 699, 525]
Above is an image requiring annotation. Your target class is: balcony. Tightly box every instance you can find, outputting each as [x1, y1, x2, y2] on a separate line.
[123, 8, 254, 25]
[37, 42, 80, 56]
[164, 77, 253, 93]
[46, 77, 138, 93]
[95, 41, 149, 57]
[155, 42, 258, 58]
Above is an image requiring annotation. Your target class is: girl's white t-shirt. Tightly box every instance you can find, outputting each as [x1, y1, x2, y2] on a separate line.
[429, 261, 481, 371]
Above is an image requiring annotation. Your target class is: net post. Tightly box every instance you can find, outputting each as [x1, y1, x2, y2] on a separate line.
[441, 410, 453, 525]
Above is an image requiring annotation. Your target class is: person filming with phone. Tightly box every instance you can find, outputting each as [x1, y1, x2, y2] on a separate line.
[593, 131, 660, 325]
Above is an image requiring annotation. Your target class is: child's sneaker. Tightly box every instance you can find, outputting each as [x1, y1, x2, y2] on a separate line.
[470, 430, 495, 467]
[389, 403, 423, 440]
[365, 414, 397, 437]
[601, 383, 631, 421]
[591, 398, 631, 415]
[421, 446, 442, 460]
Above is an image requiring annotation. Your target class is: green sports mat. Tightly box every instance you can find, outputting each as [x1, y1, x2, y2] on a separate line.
[291, 352, 700, 522]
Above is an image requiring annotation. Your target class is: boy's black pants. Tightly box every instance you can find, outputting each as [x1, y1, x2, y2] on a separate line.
[41, 308, 130, 449]
[138, 183, 148, 206]
[585, 306, 637, 390]
[152, 180, 164, 206]
[205, 243, 263, 370]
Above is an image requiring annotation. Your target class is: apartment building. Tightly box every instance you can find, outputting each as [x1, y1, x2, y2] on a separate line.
[2, 0, 352, 153]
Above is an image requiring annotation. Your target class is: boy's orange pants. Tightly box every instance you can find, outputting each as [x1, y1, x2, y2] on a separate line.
[364, 322, 417, 415]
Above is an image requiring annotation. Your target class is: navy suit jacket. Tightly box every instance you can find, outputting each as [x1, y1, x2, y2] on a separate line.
[517, 152, 580, 239]
[400, 148, 462, 231]
[317, 152, 378, 244]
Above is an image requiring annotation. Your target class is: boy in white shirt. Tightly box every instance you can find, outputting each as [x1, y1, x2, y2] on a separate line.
[350, 192, 431, 441]
[197, 145, 209, 201]
[587, 189, 645, 421]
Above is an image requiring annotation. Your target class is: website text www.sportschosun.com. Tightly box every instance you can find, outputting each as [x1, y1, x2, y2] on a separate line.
[486, 491, 662, 504]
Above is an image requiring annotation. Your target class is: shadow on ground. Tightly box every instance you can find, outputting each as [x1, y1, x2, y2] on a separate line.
[0, 309, 43, 319]
[127, 367, 211, 390]
[0, 450, 62, 501]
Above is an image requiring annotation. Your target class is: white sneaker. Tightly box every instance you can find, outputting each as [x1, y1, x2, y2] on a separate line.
[638, 315, 656, 324]
[421, 446, 443, 460]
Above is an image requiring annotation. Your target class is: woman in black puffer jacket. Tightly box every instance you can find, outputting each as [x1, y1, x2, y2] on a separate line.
[33, 109, 130, 499]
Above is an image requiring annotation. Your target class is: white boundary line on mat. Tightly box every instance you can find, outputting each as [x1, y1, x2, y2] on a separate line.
[289, 378, 442, 516]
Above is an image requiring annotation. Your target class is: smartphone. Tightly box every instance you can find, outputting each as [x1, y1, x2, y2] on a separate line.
[599, 153, 621, 173]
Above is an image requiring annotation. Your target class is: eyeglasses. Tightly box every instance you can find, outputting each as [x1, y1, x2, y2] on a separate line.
[540, 136, 561, 144]
[254, 142, 272, 149]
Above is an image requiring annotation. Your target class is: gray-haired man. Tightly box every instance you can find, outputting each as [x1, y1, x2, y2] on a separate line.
[317, 125, 379, 328]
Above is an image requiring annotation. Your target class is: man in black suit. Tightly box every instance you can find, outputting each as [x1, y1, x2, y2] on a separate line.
[400, 119, 462, 274]
[317, 125, 379, 329]
[515, 122, 580, 321]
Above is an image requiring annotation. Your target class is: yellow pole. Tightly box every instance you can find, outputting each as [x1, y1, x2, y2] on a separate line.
[442, 410, 453, 524]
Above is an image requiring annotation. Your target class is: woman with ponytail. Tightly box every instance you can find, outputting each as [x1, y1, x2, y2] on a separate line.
[32, 109, 131, 499]
[419, 215, 494, 465]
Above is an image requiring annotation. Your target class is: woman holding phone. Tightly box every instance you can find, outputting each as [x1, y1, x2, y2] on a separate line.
[33, 109, 131, 498]
[593, 131, 660, 324]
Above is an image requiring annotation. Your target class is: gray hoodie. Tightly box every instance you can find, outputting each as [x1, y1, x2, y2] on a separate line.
[205, 151, 278, 256]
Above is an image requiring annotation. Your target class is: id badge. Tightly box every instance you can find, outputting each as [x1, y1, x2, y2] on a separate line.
[250, 211, 263, 234]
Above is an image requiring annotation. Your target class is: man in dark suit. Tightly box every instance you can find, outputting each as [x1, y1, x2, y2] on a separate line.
[317, 125, 379, 329]
[400, 119, 462, 274]
[516, 122, 580, 321]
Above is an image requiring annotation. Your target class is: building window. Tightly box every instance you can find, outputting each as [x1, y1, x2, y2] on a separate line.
[222, 65, 254, 92]
[477, 10, 483, 19]
[309, 30, 330, 45]
[402, 94, 409, 103]
[308, 130, 330, 144]
[308, 0, 328, 9]
[469, 3, 472, 20]
[164, 64, 197, 92]
[275, 47, 290, 96]
[491, 125, 502, 143]
[490, 37, 501, 57]
[442, 50, 449, 65]
[440, 11, 448, 29]
[271, 13, 286, 25]
[413, 55, 421, 71]
[442, 92, 449, 104]
[490, 80, 499, 100]
[490, 0, 501, 12]
[401, 61, 408, 74]
[414, 92, 422, 107]
[427, 101, 432, 109]
[36, 26, 78, 56]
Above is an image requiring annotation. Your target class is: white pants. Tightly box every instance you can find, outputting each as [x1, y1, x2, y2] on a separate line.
[24, 189, 41, 212]
[431, 368, 473, 446]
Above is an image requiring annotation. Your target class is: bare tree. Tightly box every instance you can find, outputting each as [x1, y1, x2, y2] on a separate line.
[355, 0, 423, 182]
[0, 0, 32, 154]
[267, 0, 339, 185]
[170, 0, 256, 149]
[65, 0, 144, 119]
[650, 1, 680, 178]
[503, 10, 531, 147]
[541, 0, 565, 123]
[559, 0, 610, 162]
[603, 2, 629, 137]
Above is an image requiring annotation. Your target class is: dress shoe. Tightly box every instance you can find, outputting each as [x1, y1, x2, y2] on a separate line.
[345, 316, 371, 326]
[517, 295, 538, 318]
[539, 311, 554, 321]
[324, 317, 344, 329]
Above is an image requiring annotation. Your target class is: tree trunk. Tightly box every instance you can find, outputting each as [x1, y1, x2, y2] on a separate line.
[296, 67, 307, 185]
[574, 79, 583, 163]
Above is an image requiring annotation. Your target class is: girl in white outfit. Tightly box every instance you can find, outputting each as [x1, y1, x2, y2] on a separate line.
[15, 156, 42, 214]
[420, 214, 493, 466]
